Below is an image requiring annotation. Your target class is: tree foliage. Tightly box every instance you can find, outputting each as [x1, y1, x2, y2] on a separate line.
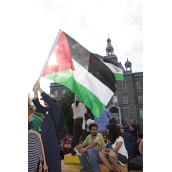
[58, 91, 75, 135]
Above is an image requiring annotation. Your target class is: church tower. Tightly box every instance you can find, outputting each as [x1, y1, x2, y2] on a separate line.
[104, 37, 118, 66]
[125, 58, 132, 71]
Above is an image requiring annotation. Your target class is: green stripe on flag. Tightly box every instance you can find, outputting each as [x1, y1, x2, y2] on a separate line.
[44, 70, 106, 118]
[113, 73, 124, 81]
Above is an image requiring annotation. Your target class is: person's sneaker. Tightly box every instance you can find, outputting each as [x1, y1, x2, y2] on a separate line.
[109, 170, 115, 172]
[80, 168, 93, 172]
[114, 170, 121, 172]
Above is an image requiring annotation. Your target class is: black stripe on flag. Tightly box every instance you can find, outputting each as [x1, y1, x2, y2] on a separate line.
[64, 32, 116, 93]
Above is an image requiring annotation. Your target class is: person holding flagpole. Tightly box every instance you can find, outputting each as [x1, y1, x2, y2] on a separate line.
[32, 81, 61, 172]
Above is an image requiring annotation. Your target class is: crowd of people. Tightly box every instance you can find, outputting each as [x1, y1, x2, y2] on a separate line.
[28, 81, 143, 172]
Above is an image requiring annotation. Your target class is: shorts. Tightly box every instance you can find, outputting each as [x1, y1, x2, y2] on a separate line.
[106, 152, 128, 164]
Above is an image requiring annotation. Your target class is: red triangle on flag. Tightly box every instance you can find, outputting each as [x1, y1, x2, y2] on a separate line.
[43, 32, 75, 77]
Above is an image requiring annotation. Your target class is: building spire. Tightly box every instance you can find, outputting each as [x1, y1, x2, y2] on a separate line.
[125, 58, 132, 71]
[106, 35, 114, 56]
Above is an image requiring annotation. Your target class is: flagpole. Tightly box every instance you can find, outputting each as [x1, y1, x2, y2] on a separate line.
[34, 29, 62, 91]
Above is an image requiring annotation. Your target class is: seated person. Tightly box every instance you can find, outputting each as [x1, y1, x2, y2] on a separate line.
[99, 123, 128, 172]
[63, 138, 71, 155]
[74, 123, 106, 172]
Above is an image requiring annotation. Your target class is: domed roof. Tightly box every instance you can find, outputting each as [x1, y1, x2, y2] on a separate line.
[107, 37, 111, 42]
[106, 44, 114, 50]
[106, 37, 114, 51]
[125, 58, 132, 67]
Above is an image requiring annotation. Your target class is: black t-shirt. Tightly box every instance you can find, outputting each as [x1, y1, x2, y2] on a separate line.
[130, 124, 137, 139]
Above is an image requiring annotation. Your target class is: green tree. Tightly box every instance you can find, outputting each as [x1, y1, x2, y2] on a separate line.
[58, 91, 75, 135]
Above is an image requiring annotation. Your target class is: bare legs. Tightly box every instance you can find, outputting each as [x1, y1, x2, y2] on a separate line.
[98, 152, 115, 170]
[108, 151, 120, 171]
[98, 151, 120, 171]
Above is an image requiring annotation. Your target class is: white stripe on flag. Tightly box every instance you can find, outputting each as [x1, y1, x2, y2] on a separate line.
[72, 59, 114, 105]
[103, 62, 123, 74]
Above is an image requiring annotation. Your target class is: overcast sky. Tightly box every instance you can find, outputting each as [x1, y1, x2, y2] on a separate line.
[27, 0, 143, 98]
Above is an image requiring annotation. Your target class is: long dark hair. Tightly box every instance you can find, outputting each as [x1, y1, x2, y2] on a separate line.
[75, 100, 80, 107]
[106, 123, 123, 144]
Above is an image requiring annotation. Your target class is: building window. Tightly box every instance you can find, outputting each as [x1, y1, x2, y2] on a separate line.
[140, 110, 143, 119]
[123, 95, 128, 104]
[138, 95, 143, 104]
[122, 81, 126, 89]
[136, 81, 141, 89]
[54, 90, 58, 97]
[62, 90, 66, 96]
[112, 96, 118, 104]
[123, 109, 129, 119]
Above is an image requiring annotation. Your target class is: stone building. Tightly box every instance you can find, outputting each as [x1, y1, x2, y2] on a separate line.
[49, 37, 143, 132]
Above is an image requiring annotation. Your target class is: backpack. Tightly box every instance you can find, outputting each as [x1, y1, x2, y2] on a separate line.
[128, 159, 143, 171]
[50, 109, 68, 140]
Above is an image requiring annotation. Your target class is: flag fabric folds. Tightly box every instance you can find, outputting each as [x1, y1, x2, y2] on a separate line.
[103, 62, 124, 81]
[40, 30, 116, 118]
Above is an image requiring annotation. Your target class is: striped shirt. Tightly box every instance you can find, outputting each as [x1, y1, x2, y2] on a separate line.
[28, 132, 42, 172]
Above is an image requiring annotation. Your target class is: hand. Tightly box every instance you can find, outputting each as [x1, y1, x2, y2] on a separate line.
[79, 148, 87, 154]
[102, 148, 107, 152]
[127, 123, 130, 126]
[73, 147, 77, 152]
[33, 85, 38, 93]
[33, 85, 38, 99]
[67, 145, 71, 148]
[35, 80, 41, 89]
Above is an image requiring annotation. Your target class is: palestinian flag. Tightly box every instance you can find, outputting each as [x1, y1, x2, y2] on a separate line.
[40, 30, 116, 118]
[103, 62, 124, 81]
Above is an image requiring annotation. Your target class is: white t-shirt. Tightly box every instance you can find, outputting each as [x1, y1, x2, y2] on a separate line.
[72, 102, 87, 119]
[112, 136, 128, 159]
[86, 119, 95, 131]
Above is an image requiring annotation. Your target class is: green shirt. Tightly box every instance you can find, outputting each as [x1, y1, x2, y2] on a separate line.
[32, 115, 43, 133]
[83, 133, 106, 150]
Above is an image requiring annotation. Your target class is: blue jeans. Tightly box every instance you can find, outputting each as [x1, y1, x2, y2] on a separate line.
[78, 148, 101, 172]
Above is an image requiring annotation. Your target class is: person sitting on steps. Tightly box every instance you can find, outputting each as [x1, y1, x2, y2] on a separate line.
[98, 123, 128, 172]
[74, 123, 106, 172]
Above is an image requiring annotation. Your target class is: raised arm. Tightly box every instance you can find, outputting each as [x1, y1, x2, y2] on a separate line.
[32, 85, 47, 115]
[35, 81, 59, 110]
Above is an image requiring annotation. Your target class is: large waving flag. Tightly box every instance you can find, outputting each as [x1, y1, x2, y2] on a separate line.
[40, 30, 116, 118]
[103, 62, 124, 81]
